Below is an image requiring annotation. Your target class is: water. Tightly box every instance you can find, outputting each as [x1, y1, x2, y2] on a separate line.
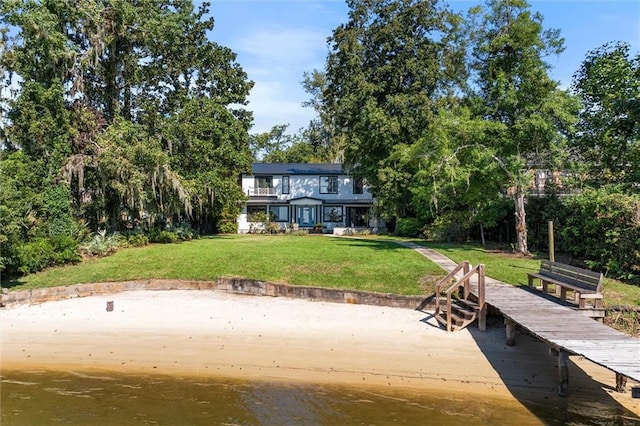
[0, 370, 538, 425]
[2, 370, 638, 425]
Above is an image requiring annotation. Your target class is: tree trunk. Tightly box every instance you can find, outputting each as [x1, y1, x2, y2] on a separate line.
[514, 190, 528, 254]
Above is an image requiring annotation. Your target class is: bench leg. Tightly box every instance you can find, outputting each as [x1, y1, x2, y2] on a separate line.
[555, 283, 562, 296]
[542, 280, 549, 293]
[560, 287, 567, 301]
[558, 350, 569, 397]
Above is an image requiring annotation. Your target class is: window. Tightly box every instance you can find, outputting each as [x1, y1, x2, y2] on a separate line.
[323, 206, 343, 222]
[269, 206, 289, 222]
[247, 206, 266, 221]
[353, 177, 364, 194]
[255, 176, 272, 188]
[320, 176, 338, 194]
[282, 176, 290, 194]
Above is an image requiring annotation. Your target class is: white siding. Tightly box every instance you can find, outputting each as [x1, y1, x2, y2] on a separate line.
[241, 174, 373, 201]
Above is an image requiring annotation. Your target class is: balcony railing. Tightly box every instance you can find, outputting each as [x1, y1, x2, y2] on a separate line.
[248, 187, 277, 197]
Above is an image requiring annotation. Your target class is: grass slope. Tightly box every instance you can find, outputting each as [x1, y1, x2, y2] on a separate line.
[4, 235, 444, 296]
[4, 235, 639, 308]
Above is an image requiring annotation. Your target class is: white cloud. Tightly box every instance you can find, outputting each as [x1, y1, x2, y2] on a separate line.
[236, 27, 328, 66]
[230, 25, 328, 134]
[247, 79, 315, 134]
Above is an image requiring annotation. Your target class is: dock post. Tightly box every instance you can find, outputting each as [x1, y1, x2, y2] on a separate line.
[558, 350, 569, 397]
[616, 373, 627, 392]
[505, 318, 516, 346]
[477, 265, 486, 332]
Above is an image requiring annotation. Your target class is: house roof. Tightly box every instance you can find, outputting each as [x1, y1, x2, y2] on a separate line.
[252, 163, 346, 175]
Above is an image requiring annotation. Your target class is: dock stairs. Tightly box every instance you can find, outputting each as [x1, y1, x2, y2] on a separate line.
[434, 261, 487, 332]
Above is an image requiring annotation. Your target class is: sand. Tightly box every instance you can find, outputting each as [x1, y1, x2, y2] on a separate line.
[1, 290, 639, 418]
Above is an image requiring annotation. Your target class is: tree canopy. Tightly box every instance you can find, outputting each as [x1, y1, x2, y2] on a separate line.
[321, 0, 577, 254]
[571, 42, 640, 190]
[1, 0, 253, 274]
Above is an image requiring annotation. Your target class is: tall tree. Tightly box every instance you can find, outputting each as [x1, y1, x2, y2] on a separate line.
[571, 42, 640, 190]
[323, 0, 465, 219]
[464, 0, 577, 254]
[249, 123, 330, 163]
[301, 70, 344, 162]
[1, 0, 253, 237]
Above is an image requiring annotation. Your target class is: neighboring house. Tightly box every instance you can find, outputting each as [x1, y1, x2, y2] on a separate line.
[529, 169, 576, 197]
[238, 163, 381, 233]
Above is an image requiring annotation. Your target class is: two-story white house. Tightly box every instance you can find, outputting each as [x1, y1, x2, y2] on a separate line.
[238, 163, 379, 233]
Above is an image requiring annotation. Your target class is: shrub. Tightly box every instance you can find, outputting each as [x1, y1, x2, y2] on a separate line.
[80, 230, 121, 257]
[395, 217, 422, 237]
[148, 229, 179, 244]
[51, 235, 81, 265]
[560, 188, 639, 281]
[266, 221, 281, 234]
[172, 222, 197, 240]
[14, 236, 80, 275]
[17, 238, 56, 274]
[127, 233, 149, 247]
[527, 187, 640, 282]
[217, 220, 237, 234]
[422, 211, 469, 243]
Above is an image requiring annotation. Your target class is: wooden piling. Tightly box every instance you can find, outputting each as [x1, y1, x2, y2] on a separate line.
[505, 318, 516, 346]
[548, 221, 555, 262]
[558, 350, 569, 397]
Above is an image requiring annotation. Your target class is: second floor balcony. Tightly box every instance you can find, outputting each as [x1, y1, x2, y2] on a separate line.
[247, 187, 277, 197]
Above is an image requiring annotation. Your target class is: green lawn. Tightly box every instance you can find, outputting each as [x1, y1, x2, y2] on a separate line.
[2, 235, 444, 296]
[4, 235, 639, 307]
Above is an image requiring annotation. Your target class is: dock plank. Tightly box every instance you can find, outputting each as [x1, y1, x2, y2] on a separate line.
[401, 242, 640, 384]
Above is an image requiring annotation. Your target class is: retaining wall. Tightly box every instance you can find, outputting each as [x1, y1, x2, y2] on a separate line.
[0, 279, 431, 311]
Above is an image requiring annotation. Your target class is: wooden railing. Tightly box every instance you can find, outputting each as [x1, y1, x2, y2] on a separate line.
[247, 187, 276, 196]
[434, 261, 486, 332]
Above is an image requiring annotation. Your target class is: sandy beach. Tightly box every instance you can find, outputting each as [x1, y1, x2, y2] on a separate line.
[2, 290, 639, 420]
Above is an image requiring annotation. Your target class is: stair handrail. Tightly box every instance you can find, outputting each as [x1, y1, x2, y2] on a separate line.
[434, 261, 486, 332]
[434, 261, 469, 330]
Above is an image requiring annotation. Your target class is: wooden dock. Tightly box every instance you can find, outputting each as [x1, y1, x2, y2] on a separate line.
[400, 242, 640, 392]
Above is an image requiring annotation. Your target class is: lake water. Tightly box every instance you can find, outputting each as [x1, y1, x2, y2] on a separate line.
[3, 369, 634, 425]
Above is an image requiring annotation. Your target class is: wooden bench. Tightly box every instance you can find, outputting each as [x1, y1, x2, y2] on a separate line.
[527, 259, 603, 309]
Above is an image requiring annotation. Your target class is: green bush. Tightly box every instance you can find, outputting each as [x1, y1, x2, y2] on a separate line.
[395, 217, 422, 237]
[422, 211, 470, 243]
[149, 229, 179, 244]
[51, 235, 81, 265]
[217, 220, 237, 234]
[561, 189, 639, 281]
[127, 233, 149, 247]
[172, 222, 198, 240]
[527, 187, 640, 282]
[17, 239, 56, 274]
[14, 236, 80, 275]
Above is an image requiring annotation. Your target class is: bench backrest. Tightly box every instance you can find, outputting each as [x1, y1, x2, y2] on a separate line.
[539, 259, 603, 293]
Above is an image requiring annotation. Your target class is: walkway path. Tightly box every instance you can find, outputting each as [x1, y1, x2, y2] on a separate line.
[397, 241, 640, 387]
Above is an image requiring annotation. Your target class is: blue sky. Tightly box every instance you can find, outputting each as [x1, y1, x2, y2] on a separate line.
[206, 0, 640, 136]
